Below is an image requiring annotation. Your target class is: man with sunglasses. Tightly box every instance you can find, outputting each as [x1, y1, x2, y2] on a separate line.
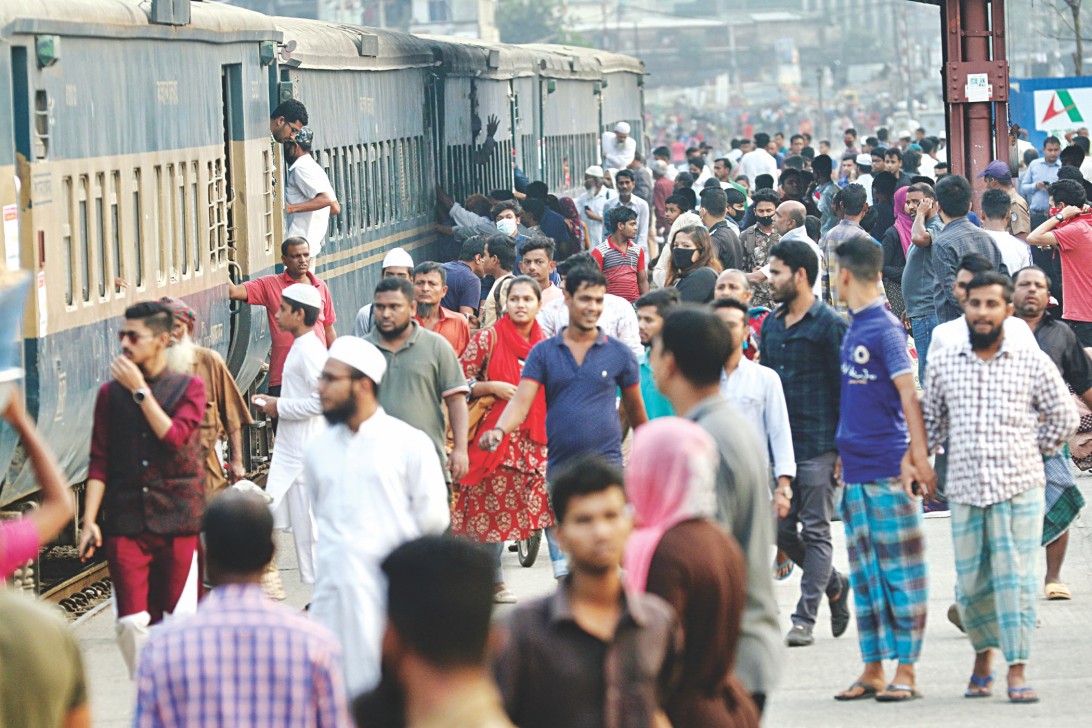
[251, 284, 329, 586]
[78, 301, 208, 678]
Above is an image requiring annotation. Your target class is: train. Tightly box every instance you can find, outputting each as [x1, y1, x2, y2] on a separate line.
[0, 0, 645, 514]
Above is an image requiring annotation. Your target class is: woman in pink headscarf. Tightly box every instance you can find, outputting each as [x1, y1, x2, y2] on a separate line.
[624, 418, 758, 728]
[880, 185, 912, 318]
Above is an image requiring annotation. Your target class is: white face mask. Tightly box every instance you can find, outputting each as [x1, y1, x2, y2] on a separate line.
[496, 218, 518, 236]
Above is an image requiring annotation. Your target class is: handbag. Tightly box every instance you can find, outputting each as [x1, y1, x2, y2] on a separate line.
[446, 334, 497, 452]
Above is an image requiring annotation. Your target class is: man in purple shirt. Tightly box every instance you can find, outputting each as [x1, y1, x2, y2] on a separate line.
[135, 490, 350, 727]
[441, 237, 486, 320]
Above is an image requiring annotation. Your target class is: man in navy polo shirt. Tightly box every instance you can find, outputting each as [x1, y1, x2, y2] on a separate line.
[480, 264, 648, 578]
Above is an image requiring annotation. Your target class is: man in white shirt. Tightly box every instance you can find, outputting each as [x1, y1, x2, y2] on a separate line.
[602, 121, 637, 170]
[738, 132, 779, 186]
[714, 298, 795, 520]
[576, 166, 614, 246]
[250, 284, 328, 585]
[854, 154, 875, 205]
[603, 169, 651, 255]
[748, 201, 823, 298]
[306, 336, 448, 696]
[284, 127, 340, 256]
[981, 188, 1033, 275]
[928, 253, 1035, 357]
[537, 254, 642, 358]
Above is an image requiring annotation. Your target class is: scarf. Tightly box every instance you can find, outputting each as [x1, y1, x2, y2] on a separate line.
[463, 315, 547, 485]
[893, 186, 914, 256]
[560, 197, 587, 251]
[622, 418, 718, 592]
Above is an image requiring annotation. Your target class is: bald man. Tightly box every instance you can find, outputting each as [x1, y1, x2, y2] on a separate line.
[715, 269, 769, 361]
[746, 201, 823, 298]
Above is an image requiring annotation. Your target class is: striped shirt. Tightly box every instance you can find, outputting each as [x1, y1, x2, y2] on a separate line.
[134, 583, 350, 728]
[591, 239, 645, 303]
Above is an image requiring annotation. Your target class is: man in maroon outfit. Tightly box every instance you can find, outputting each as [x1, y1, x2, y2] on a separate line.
[78, 301, 207, 677]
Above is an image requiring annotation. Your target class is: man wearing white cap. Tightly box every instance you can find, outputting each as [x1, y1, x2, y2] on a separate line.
[353, 247, 414, 337]
[251, 284, 328, 584]
[602, 121, 637, 171]
[305, 336, 448, 696]
[576, 166, 614, 247]
[855, 153, 875, 205]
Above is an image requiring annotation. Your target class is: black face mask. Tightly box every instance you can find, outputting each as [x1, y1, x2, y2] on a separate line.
[672, 248, 696, 270]
[729, 209, 745, 222]
[756, 215, 774, 227]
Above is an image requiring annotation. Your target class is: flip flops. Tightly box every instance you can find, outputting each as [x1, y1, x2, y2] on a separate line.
[874, 684, 922, 702]
[834, 681, 879, 701]
[774, 555, 794, 581]
[1045, 582, 1072, 600]
[964, 673, 993, 698]
[1008, 686, 1040, 704]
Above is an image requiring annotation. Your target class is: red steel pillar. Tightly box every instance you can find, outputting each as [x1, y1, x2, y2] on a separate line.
[939, 0, 1009, 204]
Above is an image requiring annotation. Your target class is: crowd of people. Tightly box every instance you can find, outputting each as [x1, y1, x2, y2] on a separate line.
[2, 100, 1092, 728]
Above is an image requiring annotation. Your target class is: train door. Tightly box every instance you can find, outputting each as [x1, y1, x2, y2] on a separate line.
[425, 71, 445, 196]
[220, 63, 249, 377]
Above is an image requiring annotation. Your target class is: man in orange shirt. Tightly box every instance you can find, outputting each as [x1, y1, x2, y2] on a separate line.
[413, 262, 470, 355]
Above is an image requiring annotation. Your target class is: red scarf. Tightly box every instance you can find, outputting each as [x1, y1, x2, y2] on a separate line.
[463, 316, 547, 485]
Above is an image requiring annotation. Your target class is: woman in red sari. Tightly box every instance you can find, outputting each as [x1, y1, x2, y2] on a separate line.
[452, 276, 551, 603]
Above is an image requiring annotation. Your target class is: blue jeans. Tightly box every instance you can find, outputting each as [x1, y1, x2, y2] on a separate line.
[545, 527, 568, 578]
[910, 313, 937, 384]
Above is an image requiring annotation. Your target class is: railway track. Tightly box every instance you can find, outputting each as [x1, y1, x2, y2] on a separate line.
[42, 561, 112, 618]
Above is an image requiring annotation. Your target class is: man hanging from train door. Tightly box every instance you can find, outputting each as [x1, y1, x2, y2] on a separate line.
[284, 127, 340, 257]
[78, 301, 208, 678]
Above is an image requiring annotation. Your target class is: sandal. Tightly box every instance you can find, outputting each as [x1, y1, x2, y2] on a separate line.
[834, 681, 879, 701]
[774, 555, 794, 581]
[964, 673, 993, 698]
[874, 683, 922, 702]
[1008, 686, 1039, 704]
[1045, 582, 1071, 600]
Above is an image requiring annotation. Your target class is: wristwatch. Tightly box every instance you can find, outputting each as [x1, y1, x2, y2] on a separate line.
[132, 388, 148, 404]
[1055, 212, 1066, 223]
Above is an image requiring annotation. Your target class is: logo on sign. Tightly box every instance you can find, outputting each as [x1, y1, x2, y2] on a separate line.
[1042, 89, 1084, 125]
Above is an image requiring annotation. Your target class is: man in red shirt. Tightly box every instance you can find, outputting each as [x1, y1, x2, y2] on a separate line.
[227, 237, 337, 396]
[591, 206, 648, 303]
[78, 301, 208, 677]
[1028, 179, 1092, 347]
[413, 261, 470, 356]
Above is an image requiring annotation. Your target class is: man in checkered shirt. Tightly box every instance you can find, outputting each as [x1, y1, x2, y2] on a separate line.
[922, 271, 1078, 704]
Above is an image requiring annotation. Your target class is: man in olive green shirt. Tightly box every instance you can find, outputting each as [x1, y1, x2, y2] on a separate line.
[364, 277, 470, 483]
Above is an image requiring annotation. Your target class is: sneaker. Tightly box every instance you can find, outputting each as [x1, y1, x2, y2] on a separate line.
[923, 499, 950, 518]
[829, 573, 851, 638]
[786, 624, 815, 647]
[493, 586, 518, 604]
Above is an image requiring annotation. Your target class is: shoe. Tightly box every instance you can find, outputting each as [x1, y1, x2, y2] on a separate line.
[947, 602, 965, 633]
[923, 499, 950, 518]
[493, 586, 518, 604]
[829, 573, 851, 638]
[786, 624, 814, 647]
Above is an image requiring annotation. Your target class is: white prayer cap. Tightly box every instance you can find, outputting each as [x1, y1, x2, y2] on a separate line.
[614, 121, 631, 135]
[328, 336, 386, 385]
[855, 153, 873, 167]
[382, 247, 414, 270]
[584, 165, 604, 178]
[282, 283, 321, 309]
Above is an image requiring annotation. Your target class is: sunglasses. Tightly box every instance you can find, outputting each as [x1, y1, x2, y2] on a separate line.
[118, 330, 152, 344]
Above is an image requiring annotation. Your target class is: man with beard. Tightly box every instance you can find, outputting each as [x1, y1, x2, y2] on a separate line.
[412, 261, 470, 357]
[481, 265, 646, 580]
[305, 336, 448, 696]
[759, 238, 851, 649]
[1012, 266, 1092, 601]
[922, 272, 1077, 704]
[250, 284, 328, 586]
[576, 165, 614, 246]
[161, 297, 252, 498]
[365, 277, 470, 485]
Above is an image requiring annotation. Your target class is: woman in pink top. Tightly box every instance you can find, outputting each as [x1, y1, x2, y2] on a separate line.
[0, 387, 72, 579]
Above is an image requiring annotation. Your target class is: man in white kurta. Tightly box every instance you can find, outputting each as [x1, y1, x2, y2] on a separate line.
[304, 336, 449, 697]
[252, 283, 328, 584]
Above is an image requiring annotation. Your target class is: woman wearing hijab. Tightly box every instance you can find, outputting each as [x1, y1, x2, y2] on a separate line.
[558, 196, 589, 254]
[624, 418, 759, 728]
[453, 277, 552, 604]
[880, 186, 911, 318]
[665, 226, 722, 303]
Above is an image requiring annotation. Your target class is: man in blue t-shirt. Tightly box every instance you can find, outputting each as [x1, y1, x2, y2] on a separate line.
[480, 264, 647, 578]
[831, 235, 936, 704]
[441, 237, 486, 319]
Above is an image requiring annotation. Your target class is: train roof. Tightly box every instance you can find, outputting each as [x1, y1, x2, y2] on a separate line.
[276, 18, 436, 71]
[525, 43, 645, 78]
[416, 34, 539, 79]
[0, 0, 279, 43]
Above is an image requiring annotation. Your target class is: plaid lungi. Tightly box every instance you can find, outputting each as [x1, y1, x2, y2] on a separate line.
[841, 478, 928, 663]
[1042, 450, 1086, 546]
[951, 488, 1043, 664]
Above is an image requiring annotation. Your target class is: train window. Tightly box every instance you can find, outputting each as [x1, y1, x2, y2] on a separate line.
[177, 163, 189, 277]
[62, 177, 73, 306]
[133, 170, 144, 289]
[398, 139, 408, 220]
[387, 140, 396, 224]
[208, 159, 227, 268]
[78, 176, 90, 302]
[191, 161, 200, 274]
[33, 90, 49, 160]
[95, 173, 107, 299]
[155, 164, 167, 285]
[355, 146, 365, 231]
[262, 149, 274, 254]
[111, 172, 123, 294]
[370, 142, 380, 227]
